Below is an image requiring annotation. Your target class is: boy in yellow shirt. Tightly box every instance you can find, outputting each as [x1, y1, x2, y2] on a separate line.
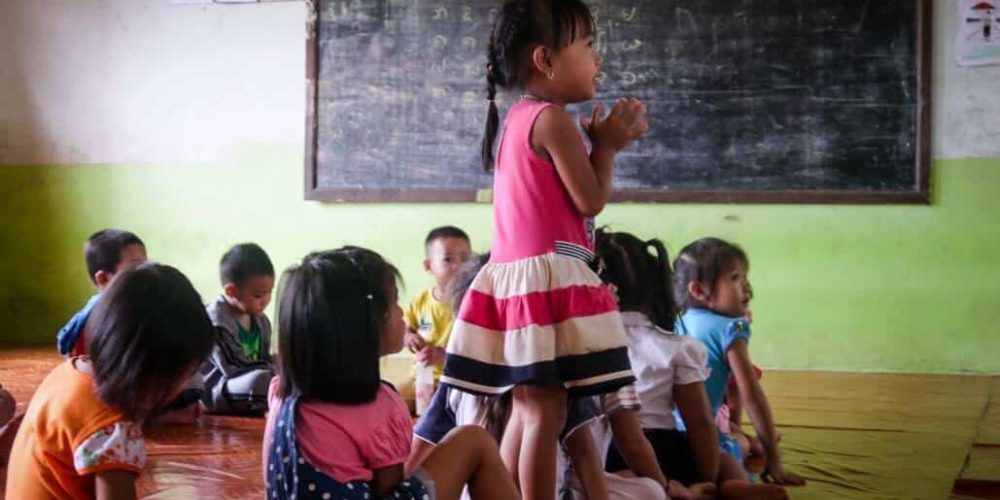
[400, 226, 472, 414]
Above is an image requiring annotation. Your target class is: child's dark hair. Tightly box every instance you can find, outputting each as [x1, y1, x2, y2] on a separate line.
[481, 0, 595, 172]
[425, 225, 470, 249]
[87, 263, 214, 420]
[446, 252, 510, 441]
[220, 243, 275, 286]
[446, 251, 491, 312]
[277, 246, 400, 404]
[594, 228, 678, 331]
[84, 229, 145, 284]
[673, 238, 749, 312]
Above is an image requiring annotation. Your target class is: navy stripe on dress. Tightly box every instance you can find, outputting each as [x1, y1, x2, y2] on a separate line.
[554, 241, 595, 263]
[443, 347, 634, 397]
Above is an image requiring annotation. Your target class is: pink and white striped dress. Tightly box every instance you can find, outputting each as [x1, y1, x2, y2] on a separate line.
[441, 99, 634, 396]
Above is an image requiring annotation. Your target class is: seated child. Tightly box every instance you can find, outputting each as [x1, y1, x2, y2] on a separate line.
[263, 246, 519, 500]
[597, 229, 790, 499]
[673, 237, 805, 487]
[54, 230, 201, 422]
[201, 243, 276, 415]
[400, 226, 472, 414]
[56, 229, 147, 357]
[6, 264, 215, 499]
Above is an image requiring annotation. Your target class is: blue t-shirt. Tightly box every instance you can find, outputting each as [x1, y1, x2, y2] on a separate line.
[56, 294, 101, 355]
[675, 308, 751, 418]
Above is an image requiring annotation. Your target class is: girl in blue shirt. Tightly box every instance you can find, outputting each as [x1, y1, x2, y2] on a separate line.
[674, 238, 805, 488]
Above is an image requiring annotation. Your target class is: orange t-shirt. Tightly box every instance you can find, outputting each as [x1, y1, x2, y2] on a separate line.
[6, 359, 145, 500]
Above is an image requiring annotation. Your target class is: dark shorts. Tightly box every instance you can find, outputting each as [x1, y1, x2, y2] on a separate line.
[605, 428, 700, 486]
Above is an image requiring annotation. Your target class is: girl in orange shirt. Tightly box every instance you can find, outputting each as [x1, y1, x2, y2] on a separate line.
[6, 263, 214, 500]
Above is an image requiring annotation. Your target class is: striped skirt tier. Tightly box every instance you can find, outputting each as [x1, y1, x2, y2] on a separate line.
[442, 241, 635, 396]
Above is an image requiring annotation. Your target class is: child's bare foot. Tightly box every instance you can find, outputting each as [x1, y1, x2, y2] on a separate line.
[686, 481, 717, 500]
[721, 480, 788, 500]
[762, 466, 805, 486]
[665, 480, 693, 499]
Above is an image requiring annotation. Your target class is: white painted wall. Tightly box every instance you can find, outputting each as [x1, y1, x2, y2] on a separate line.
[0, 0, 997, 165]
[934, 0, 1000, 158]
[0, 0, 305, 164]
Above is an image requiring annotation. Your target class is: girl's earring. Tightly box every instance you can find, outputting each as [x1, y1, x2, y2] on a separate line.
[547, 72, 555, 80]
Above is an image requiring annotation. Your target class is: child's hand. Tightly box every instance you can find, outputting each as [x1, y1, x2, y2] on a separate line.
[416, 346, 446, 366]
[580, 98, 649, 152]
[667, 480, 715, 500]
[404, 331, 426, 353]
[763, 465, 806, 486]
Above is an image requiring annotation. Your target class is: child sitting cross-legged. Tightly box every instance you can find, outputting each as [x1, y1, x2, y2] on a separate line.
[201, 243, 276, 415]
[262, 246, 519, 500]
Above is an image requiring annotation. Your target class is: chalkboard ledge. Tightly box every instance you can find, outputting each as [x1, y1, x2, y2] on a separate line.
[304, 187, 930, 205]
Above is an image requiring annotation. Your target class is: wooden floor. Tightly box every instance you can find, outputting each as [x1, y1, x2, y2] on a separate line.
[1, 348, 998, 499]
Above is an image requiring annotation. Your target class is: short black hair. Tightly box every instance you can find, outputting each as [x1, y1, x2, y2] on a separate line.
[87, 263, 214, 420]
[84, 229, 145, 285]
[277, 246, 401, 404]
[447, 252, 490, 313]
[220, 243, 275, 287]
[595, 229, 678, 331]
[673, 238, 749, 312]
[424, 226, 470, 250]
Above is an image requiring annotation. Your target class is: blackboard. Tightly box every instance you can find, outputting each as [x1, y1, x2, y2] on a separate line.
[304, 0, 931, 204]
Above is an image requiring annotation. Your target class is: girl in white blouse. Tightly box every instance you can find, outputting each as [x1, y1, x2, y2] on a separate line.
[595, 229, 789, 500]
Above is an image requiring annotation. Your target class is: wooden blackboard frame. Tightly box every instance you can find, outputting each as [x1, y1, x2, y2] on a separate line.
[304, 0, 932, 204]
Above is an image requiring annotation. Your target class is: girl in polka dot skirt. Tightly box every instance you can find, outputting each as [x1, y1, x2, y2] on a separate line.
[263, 247, 519, 500]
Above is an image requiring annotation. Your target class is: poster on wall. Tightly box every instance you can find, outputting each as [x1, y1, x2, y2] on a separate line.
[956, 0, 1000, 66]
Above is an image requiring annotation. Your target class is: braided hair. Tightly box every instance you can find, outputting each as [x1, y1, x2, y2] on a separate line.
[594, 228, 679, 331]
[481, 0, 595, 172]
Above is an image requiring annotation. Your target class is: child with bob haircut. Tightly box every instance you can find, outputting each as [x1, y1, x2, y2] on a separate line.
[6, 264, 215, 499]
[263, 246, 519, 500]
[673, 237, 805, 487]
[596, 230, 790, 499]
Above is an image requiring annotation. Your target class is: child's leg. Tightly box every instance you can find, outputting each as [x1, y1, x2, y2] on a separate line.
[421, 426, 520, 500]
[499, 404, 524, 486]
[718, 454, 787, 500]
[513, 385, 567, 500]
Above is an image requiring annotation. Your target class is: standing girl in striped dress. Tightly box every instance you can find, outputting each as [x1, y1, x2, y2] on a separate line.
[441, 2, 648, 498]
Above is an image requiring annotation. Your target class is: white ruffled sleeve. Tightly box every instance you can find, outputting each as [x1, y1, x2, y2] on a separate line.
[673, 338, 711, 385]
[73, 421, 146, 475]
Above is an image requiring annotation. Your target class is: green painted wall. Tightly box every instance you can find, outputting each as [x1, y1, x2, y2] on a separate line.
[1, 150, 998, 373]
